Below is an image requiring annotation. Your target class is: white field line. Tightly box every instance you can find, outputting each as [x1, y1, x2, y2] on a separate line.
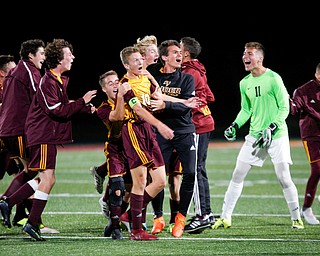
[1, 235, 320, 242]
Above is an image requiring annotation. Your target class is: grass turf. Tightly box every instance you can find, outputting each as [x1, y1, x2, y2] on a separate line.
[0, 140, 319, 255]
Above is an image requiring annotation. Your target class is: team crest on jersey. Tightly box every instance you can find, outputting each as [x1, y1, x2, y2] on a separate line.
[163, 80, 171, 87]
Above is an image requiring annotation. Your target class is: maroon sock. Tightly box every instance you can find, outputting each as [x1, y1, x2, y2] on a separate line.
[130, 193, 143, 230]
[28, 198, 47, 227]
[7, 183, 36, 208]
[121, 201, 129, 215]
[14, 202, 28, 219]
[142, 191, 153, 223]
[24, 198, 33, 213]
[303, 161, 320, 208]
[1, 171, 36, 199]
[110, 205, 121, 229]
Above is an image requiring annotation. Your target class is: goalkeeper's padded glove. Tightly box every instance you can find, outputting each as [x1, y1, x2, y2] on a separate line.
[252, 133, 264, 148]
[260, 122, 278, 148]
[224, 122, 239, 141]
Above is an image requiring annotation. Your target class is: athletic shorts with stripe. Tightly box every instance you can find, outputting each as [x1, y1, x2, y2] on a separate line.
[122, 121, 164, 170]
[103, 140, 129, 177]
[28, 144, 57, 171]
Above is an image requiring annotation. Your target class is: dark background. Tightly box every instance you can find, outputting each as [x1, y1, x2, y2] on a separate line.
[1, 5, 318, 144]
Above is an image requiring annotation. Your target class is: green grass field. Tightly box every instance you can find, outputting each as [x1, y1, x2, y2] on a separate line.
[0, 140, 319, 255]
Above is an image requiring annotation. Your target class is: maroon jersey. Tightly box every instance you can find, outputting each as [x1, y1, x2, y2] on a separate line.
[181, 60, 215, 134]
[96, 99, 127, 177]
[25, 70, 92, 147]
[291, 78, 320, 141]
[96, 99, 123, 143]
[0, 59, 41, 137]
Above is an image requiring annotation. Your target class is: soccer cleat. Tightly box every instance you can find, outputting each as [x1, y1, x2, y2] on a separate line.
[184, 215, 211, 233]
[104, 221, 113, 237]
[292, 219, 304, 229]
[111, 228, 123, 240]
[0, 199, 12, 229]
[12, 216, 28, 227]
[99, 197, 110, 220]
[39, 224, 60, 234]
[167, 223, 174, 233]
[172, 212, 186, 238]
[90, 166, 105, 194]
[301, 208, 320, 225]
[211, 218, 231, 229]
[130, 228, 158, 241]
[22, 221, 46, 241]
[119, 211, 132, 232]
[208, 212, 216, 225]
[151, 216, 165, 234]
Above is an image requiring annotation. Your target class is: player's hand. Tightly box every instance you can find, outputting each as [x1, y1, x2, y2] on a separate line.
[118, 82, 131, 96]
[151, 99, 165, 111]
[252, 133, 263, 148]
[156, 122, 174, 140]
[259, 123, 278, 148]
[184, 97, 201, 109]
[83, 90, 97, 104]
[224, 122, 238, 141]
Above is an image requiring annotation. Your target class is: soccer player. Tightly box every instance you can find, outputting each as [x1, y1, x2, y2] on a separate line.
[0, 39, 97, 241]
[119, 45, 174, 241]
[212, 41, 304, 230]
[0, 54, 22, 182]
[0, 54, 16, 105]
[148, 39, 197, 238]
[93, 70, 131, 240]
[0, 40, 46, 228]
[133, 35, 162, 233]
[290, 62, 320, 225]
[134, 35, 159, 68]
[180, 36, 216, 233]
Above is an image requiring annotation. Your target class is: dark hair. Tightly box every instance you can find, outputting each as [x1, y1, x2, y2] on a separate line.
[19, 39, 45, 59]
[45, 39, 73, 69]
[158, 39, 180, 58]
[0, 55, 15, 71]
[180, 37, 202, 59]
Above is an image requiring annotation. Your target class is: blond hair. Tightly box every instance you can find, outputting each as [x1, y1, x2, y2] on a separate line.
[134, 35, 157, 56]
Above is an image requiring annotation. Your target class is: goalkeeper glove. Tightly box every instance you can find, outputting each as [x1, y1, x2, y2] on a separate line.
[252, 133, 264, 148]
[260, 122, 278, 148]
[224, 122, 239, 141]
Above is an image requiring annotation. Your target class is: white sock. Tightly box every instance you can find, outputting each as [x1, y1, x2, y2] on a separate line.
[283, 185, 300, 220]
[221, 180, 243, 220]
[34, 190, 49, 201]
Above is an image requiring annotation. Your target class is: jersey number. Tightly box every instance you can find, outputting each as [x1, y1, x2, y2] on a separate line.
[255, 86, 261, 97]
[141, 93, 151, 106]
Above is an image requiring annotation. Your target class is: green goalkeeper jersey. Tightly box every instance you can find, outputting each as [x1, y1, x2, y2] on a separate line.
[234, 68, 289, 139]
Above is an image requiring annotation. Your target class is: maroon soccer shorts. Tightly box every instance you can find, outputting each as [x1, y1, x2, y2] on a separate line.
[28, 144, 57, 171]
